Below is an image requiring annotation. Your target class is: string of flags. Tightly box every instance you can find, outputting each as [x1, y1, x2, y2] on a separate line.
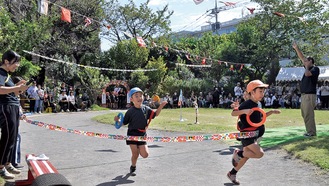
[38, 0, 111, 29]
[23, 50, 157, 72]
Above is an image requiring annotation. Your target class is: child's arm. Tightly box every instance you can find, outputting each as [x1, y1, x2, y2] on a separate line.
[231, 109, 253, 116]
[266, 109, 281, 117]
[155, 101, 168, 116]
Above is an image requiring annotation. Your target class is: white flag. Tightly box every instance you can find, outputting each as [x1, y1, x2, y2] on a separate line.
[193, 0, 204, 5]
[38, 0, 48, 15]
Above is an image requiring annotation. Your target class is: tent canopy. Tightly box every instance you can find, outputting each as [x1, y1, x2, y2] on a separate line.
[276, 66, 329, 82]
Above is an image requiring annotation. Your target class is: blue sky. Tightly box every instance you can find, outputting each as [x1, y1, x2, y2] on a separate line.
[101, 0, 260, 50]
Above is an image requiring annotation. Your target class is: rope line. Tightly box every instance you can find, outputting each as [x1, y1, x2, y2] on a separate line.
[23, 50, 157, 72]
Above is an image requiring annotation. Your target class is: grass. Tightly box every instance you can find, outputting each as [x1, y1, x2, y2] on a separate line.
[93, 107, 329, 170]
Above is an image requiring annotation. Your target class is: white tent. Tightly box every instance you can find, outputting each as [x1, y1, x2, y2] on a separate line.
[276, 66, 329, 82]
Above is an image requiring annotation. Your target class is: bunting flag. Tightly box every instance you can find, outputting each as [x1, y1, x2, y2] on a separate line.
[38, 0, 48, 15]
[273, 12, 285, 17]
[23, 50, 157, 72]
[193, 0, 204, 5]
[61, 7, 71, 23]
[84, 17, 92, 27]
[239, 64, 244, 72]
[136, 36, 146, 47]
[123, 31, 133, 39]
[220, 1, 237, 6]
[201, 58, 206, 65]
[230, 64, 234, 71]
[247, 7, 255, 14]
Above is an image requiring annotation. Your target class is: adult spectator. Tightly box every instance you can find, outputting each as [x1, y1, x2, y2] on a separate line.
[67, 91, 78, 111]
[206, 92, 213, 108]
[82, 92, 92, 110]
[234, 82, 243, 99]
[291, 93, 300, 109]
[58, 91, 69, 112]
[26, 81, 38, 113]
[44, 92, 57, 113]
[293, 42, 320, 137]
[172, 92, 178, 108]
[36, 85, 44, 113]
[0, 50, 28, 179]
[118, 89, 126, 109]
[59, 82, 67, 95]
[212, 88, 220, 108]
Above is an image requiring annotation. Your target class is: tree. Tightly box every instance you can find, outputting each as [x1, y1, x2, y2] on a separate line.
[245, 0, 329, 83]
[106, 39, 149, 80]
[101, 0, 173, 44]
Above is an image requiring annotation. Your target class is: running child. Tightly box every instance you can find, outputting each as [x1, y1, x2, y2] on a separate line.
[227, 80, 281, 185]
[114, 87, 167, 174]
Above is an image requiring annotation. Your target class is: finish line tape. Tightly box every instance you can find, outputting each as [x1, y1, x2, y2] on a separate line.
[23, 119, 258, 142]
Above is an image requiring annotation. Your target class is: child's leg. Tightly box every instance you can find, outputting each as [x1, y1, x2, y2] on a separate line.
[242, 143, 264, 159]
[138, 145, 149, 158]
[129, 145, 139, 166]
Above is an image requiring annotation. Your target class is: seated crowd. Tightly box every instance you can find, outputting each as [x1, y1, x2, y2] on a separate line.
[21, 82, 91, 113]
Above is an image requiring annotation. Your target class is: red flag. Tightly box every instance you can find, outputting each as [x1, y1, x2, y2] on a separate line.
[193, 0, 204, 5]
[239, 64, 244, 72]
[273, 12, 285, 17]
[136, 36, 146, 47]
[61, 7, 71, 23]
[230, 65, 234, 71]
[84, 17, 92, 27]
[247, 7, 255, 14]
[201, 58, 206, 65]
[103, 24, 111, 29]
[221, 1, 237, 6]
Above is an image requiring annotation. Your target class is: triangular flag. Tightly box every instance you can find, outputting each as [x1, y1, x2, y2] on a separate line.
[136, 36, 146, 47]
[123, 31, 133, 39]
[193, 0, 204, 5]
[239, 64, 244, 72]
[61, 7, 71, 23]
[103, 24, 111, 30]
[38, 0, 48, 15]
[84, 17, 92, 27]
[273, 12, 285, 17]
[201, 58, 206, 65]
[220, 1, 237, 6]
[247, 7, 255, 14]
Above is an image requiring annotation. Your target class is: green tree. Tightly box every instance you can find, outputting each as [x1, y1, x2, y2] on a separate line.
[106, 39, 149, 80]
[102, 0, 173, 44]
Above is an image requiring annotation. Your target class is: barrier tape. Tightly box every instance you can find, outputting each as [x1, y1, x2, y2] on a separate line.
[23, 119, 259, 142]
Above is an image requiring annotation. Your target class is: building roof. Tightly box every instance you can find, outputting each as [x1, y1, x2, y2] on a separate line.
[276, 66, 329, 82]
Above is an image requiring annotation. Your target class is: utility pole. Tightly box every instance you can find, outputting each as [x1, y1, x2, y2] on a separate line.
[209, 0, 221, 33]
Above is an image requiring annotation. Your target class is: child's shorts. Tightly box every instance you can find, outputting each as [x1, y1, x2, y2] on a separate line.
[126, 140, 147, 146]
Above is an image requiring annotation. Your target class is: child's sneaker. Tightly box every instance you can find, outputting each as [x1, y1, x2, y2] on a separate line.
[227, 172, 240, 185]
[0, 168, 15, 179]
[232, 149, 241, 167]
[5, 164, 21, 174]
[130, 165, 136, 173]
